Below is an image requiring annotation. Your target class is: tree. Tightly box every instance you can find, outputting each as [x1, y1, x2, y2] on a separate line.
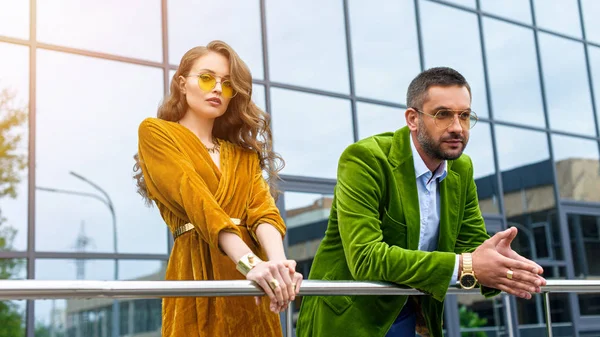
[459, 305, 488, 337]
[0, 87, 28, 337]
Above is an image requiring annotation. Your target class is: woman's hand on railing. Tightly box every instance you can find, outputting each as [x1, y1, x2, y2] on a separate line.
[246, 260, 303, 313]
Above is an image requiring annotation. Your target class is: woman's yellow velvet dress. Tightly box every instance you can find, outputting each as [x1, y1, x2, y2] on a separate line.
[137, 118, 286, 337]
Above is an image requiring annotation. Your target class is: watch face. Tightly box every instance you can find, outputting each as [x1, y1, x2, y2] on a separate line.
[461, 274, 476, 288]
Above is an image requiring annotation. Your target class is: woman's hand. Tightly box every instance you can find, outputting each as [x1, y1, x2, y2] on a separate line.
[246, 259, 303, 313]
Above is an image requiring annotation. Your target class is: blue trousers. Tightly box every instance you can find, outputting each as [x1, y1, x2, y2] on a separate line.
[385, 298, 416, 337]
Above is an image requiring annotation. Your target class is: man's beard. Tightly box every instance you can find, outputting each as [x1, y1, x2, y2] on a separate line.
[417, 117, 468, 161]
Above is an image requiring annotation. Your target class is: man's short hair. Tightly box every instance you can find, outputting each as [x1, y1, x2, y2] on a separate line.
[406, 67, 471, 109]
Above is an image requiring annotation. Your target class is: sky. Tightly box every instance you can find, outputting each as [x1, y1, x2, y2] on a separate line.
[1, 0, 600, 326]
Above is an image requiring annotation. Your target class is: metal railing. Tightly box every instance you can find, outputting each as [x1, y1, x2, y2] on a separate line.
[2, 279, 600, 337]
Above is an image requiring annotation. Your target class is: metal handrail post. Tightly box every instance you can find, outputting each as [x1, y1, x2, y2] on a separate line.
[543, 292, 553, 337]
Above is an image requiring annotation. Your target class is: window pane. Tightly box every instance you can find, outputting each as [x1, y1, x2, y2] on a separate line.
[267, 0, 349, 93]
[35, 50, 167, 254]
[35, 259, 115, 337]
[348, 0, 420, 103]
[0, 42, 29, 251]
[517, 293, 572, 335]
[566, 213, 600, 316]
[590, 47, 600, 136]
[0, 0, 28, 39]
[284, 191, 333, 318]
[533, 0, 582, 38]
[496, 126, 561, 261]
[457, 295, 505, 336]
[168, 0, 264, 79]
[441, 0, 475, 8]
[252, 84, 266, 113]
[271, 88, 353, 178]
[480, 0, 532, 24]
[356, 102, 405, 140]
[483, 18, 545, 127]
[552, 135, 600, 202]
[582, 0, 600, 44]
[0, 258, 26, 336]
[0, 300, 25, 337]
[118, 260, 165, 334]
[467, 122, 500, 214]
[495, 126, 554, 213]
[37, 0, 162, 62]
[420, 1, 489, 118]
[539, 34, 595, 136]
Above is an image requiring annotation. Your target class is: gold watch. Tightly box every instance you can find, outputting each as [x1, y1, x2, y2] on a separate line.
[458, 253, 478, 289]
[236, 252, 263, 276]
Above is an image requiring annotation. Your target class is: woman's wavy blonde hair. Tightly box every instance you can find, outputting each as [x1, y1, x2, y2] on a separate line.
[133, 40, 284, 204]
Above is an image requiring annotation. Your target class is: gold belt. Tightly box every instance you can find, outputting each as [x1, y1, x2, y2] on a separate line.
[173, 218, 242, 240]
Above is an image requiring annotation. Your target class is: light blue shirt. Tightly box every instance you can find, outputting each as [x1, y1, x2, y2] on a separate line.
[410, 136, 460, 286]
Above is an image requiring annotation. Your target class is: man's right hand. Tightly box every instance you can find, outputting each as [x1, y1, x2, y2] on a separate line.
[470, 227, 547, 299]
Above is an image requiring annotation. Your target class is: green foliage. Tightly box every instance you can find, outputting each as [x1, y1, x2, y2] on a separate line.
[0, 86, 28, 336]
[459, 305, 488, 337]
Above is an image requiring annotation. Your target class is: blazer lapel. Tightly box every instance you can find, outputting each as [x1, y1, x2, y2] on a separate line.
[389, 127, 420, 251]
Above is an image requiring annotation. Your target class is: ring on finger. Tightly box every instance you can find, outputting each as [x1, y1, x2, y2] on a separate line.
[507, 269, 514, 280]
[268, 279, 280, 290]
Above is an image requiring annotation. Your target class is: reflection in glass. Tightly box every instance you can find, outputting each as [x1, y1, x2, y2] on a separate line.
[551, 135, 600, 202]
[252, 84, 266, 113]
[589, 47, 600, 136]
[483, 18, 545, 127]
[37, 0, 162, 61]
[35, 50, 167, 254]
[456, 295, 505, 336]
[466, 122, 500, 214]
[495, 126, 561, 261]
[168, 0, 264, 78]
[420, 1, 488, 118]
[348, 0, 420, 103]
[284, 191, 333, 318]
[0, 42, 29, 251]
[581, 0, 600, 44]
[0, 0, 29, 39]
[480, 0, 532, 24]
[539, 34, 595, 136]
[119, 260, 166, 281]
[119, 260, 166, 334]
[0, 258, 26, 335]
[36, 259, 114, 337]
[441, 0, 475, 8]
[0, 299, 25, 337]
[266, 0, 349, 93]
[356, 102, 405, 140]
[566, 213, 600, 316]
[517, 293, 572, 335]
[533, 0, 582, 38]
[271, 88, 353, 179]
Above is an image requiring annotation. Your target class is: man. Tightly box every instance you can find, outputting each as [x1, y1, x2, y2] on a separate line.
[296, 67, 546, 337]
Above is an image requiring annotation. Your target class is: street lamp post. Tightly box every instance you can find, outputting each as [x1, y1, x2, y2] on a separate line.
[67, 171, 119, 337]
[36, 172, 120, 337]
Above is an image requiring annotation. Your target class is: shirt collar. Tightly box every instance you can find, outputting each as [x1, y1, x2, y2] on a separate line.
[410, 135, 448, 183]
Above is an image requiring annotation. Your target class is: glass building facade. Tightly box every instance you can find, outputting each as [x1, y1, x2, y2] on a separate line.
[0, 0, 599, 336]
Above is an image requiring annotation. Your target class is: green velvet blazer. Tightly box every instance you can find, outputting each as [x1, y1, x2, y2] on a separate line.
[296, 126, 498, 337]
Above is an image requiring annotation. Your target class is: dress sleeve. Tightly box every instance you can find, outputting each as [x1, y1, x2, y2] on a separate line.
[245, 154, 286, 242]
[137, 118, 241, 251]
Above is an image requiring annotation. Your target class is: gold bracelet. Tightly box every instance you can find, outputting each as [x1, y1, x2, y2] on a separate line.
[236, 252, 263, 276]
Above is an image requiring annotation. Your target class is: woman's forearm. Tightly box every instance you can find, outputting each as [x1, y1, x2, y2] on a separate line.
[218, 231, 253, 263]
[255, 223, 287, 261]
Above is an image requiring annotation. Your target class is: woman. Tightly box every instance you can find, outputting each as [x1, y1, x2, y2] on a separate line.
[134, 40, 302, 336]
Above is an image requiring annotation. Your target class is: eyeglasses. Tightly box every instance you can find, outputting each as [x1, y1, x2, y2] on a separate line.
[186, 73, 237, 98]
[411, 107, 478, 129]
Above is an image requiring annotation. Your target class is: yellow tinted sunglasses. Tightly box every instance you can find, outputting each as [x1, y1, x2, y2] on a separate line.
[187, 73, 237, 98]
